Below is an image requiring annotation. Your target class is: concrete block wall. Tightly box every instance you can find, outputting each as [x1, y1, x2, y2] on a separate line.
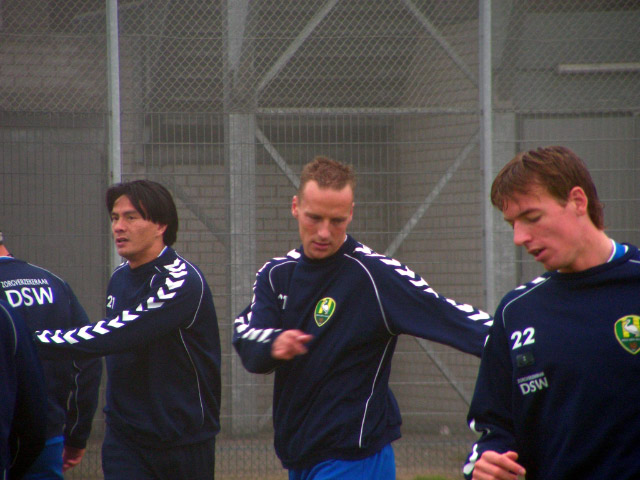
[0, 37, 106, 112]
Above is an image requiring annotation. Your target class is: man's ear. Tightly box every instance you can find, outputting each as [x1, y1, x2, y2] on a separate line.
[157, 223, 168, 238]
[568, 186, 588, 216]
[291, 195, 299, 219]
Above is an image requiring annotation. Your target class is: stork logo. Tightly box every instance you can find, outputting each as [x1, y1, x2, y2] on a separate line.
[614, 315, 640, 354]
[314, 297, 336, 327]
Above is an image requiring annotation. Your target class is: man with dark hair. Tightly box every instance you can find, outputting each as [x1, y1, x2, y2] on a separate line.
[464, 146, 640, 479]
[35, 180, 222, 480]
[234, 156, 491, 479]
[0, 299, 47, 480]
[0, 232, 101, 479]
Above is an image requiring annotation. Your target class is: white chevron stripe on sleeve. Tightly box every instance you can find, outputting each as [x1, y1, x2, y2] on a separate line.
[121, 310, 139, 322]
[410, 278, 429, 288]
[258, 329, 274, 342]
[394, 266, 416, 278]
[51, 330, 65, 343]
[167, 259, 181, 268]
[63, 329, 79, 344]
[78, 325, 95, 340]
[108, 316, 124, 328]
[166, 278, 185, 290]
[380, 258, 401, 267]
[456, 303, 475, 313]
[146, 297, 163, 309]
[469, 311, 491, 321]
[157, 287, 176, 300]
[93, 321, 109, 334]
[166, 262, 186, 273]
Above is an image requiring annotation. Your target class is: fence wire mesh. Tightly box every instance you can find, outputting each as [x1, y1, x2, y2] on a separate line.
[1, 1, 639, 479]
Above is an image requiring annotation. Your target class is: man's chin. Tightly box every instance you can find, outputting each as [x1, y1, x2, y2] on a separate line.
[308, 247, 333, 260]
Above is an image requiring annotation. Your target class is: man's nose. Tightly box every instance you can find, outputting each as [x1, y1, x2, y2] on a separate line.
[112, 218, 125, 232]
[317, 221, 330, 238]
[512, 222, 530, 246]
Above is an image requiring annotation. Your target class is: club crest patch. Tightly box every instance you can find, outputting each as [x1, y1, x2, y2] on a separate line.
[614, 315, 640, 354]
[314, 297, 336, 327]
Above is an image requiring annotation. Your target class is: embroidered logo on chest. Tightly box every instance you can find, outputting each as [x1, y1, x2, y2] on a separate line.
[614, 315, 640, 354]
[314, 297, 336, 327]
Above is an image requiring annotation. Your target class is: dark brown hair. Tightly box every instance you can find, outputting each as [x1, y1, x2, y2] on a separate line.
[491, 146, 603, 229]
[106, 180, 179, 246]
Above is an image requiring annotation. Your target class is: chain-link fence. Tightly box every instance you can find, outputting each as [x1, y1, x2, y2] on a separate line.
[1, 1, 639, 479]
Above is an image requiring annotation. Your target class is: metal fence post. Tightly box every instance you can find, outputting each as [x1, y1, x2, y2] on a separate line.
[106, 0, 122, 271]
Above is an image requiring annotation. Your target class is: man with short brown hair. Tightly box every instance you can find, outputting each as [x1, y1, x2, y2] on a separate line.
[464, 146, 640, 480]
[234, 156, 490, 479]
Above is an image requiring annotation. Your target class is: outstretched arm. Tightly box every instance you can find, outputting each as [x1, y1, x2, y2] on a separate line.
[34, 257, 205, 358]
[359, 249, 491, 356]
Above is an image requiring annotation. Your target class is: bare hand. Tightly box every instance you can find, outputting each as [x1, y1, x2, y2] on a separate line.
[472, 450, 526, 480]
[272, 330, 313, 360]
[62, 446, 86, 472]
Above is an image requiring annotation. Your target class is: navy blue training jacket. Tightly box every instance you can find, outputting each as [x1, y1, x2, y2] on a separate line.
[0, 256, 101, 449]
[234, 235, 491, 469]
[0, 300, 47, 479]
[465, 244, 640, 480]
[35, 247, 221, 448]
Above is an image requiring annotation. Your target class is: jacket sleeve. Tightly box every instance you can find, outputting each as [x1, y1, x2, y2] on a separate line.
[34, 260, 205, 359]
[232, 261, 286, 374]
[364, 252, 491, 357]
[2, 304, 48, 480]
[462, 306, 517, 479]
[62, 285, 102, 449]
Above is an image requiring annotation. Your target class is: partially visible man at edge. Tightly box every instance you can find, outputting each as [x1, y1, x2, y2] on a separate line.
[0, 231, 101, 479]
[0, 299, 47, 479]
[34, 180, 222, 480]
[234, 156, 492, 479]
[464, 146, 640, 480]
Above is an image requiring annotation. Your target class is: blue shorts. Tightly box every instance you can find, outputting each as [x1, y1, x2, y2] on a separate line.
[23, 436, 64, 480]
[289, 444, 395, 480]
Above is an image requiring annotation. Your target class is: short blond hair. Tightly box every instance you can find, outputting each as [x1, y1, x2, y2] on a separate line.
[298, 156, 356, 197]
